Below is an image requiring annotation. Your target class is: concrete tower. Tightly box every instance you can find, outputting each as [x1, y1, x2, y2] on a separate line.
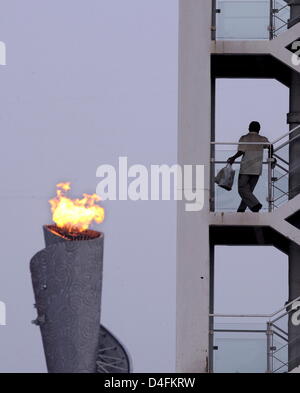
[177, 0, 300, 373]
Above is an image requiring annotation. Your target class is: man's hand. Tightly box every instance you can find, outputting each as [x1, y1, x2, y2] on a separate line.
[227, 157, 235, 165]
[227, 151, 244, 165]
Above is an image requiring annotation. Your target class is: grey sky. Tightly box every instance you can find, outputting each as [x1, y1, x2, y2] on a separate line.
[0, 0, 178, 373]
[0, 1, 290, 373]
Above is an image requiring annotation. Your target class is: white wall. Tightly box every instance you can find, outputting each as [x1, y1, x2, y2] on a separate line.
[177, 0, 212, 372]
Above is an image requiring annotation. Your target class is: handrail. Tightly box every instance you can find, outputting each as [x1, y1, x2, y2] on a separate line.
[211, 142, 271, 145]
[213, 160, 270, 164]
[271, 310, 289, 324]
[271, 124, 300, 145]
[211, 313, 271, 318]
[211, 124, 300, 147]
[274, 132, 300, 153]
[213, 329, 266, 333]
[210, 295, 300, 320]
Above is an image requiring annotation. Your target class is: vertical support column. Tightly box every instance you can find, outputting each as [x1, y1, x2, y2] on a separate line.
[288, 0, 300, 28]
[288, 73, 300, 200]
[269, 0, 274, 40]
[209, 77, 216, 372]
[177, 0, 212, 373]
[266, 322, 273, 373]
[268, 149, 273, 212]
[211, 0, 217, 41]
[210, 78, 216, 213]
[287, 0, 300, 372]
[208, 242, 215, 373]
[289, 242, 300, 371]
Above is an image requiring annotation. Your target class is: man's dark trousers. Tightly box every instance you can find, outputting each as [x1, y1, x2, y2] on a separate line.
[237, 174, 260, 212]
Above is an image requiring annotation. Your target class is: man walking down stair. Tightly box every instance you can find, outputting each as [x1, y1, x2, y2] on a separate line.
[227, 121, 272, 213]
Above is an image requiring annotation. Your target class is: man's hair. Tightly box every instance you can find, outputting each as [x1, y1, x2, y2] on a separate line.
[249, 121, 261, 133]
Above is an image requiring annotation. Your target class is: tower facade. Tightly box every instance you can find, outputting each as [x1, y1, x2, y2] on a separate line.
[177, 0, 300, 373]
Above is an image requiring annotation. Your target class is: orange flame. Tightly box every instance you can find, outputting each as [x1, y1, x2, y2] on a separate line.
[49, 182, 104, 233]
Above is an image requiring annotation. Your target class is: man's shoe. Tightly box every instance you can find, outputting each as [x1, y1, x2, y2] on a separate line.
[237, 209, 246, 213]
[251, 203, 263, 213]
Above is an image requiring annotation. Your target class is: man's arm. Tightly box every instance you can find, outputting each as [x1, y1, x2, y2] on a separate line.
[227, 151, 244, 165]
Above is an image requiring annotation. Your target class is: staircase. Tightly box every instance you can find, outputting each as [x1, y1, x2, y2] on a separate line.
[210, 0, 300, 373]
[211, 124, 300, 253]
[272, 125, 300, 208]
[213, 0, 300, 75]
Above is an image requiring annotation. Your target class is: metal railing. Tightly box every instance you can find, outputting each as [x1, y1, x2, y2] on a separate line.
[270, 0, 290, 39]
[211, 141, 274, 212]
[213, 0, 290, 40]
[211, 124, 300, 212]
[209, 296, 300, 373]
[271, 124, 300, 209]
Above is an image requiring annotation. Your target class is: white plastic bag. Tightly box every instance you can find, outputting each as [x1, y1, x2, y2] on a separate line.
[215, 164, 235, 191]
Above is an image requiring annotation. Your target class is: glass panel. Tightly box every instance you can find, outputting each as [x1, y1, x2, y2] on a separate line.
[216, 0, 270, 40]
[213, 149, 270, 212]
[212, 318, 291, 373]
[213, 322, 267, 373]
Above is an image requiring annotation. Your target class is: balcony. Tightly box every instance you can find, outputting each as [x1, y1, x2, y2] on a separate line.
[213, 0, 290, 40]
